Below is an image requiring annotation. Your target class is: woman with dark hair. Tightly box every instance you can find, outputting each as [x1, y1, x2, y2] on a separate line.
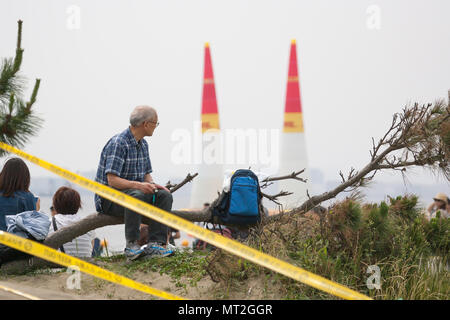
[48, 186, 95, 257]
[0, 157, 39, 231]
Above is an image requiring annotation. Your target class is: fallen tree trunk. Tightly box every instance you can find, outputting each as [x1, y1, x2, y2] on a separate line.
[44, 214, 123, 249]
[44, 208, 213, 250]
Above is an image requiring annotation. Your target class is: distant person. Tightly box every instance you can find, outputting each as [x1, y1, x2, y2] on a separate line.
[94, 105, 173, 260]
[48, 186, 95, 257]
[91, 238, 107, 257]
[0, 157, 39, 231]
[426, 192, 450, 220]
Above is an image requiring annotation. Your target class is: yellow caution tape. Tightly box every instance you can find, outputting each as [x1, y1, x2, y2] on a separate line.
[0, 231, 185, 300]
[0, 282, 41, 300]
[0, 142, 371, 300]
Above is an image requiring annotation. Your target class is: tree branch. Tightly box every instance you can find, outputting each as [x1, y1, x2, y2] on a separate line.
[261, 191, 293, 206]
[261, 170, 307, 184]
[167, 173, 198, 193]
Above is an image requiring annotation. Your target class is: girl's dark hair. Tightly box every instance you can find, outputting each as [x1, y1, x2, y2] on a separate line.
[0, 157, 31, 197]
[52, 186, 82, 215]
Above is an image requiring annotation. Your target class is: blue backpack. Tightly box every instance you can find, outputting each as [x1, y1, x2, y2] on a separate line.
[212, 169, 262, 226]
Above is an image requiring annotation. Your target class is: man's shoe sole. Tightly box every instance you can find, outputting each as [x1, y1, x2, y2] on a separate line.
[142, 249, 173, 259]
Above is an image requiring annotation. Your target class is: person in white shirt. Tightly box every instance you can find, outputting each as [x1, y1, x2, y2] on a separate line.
[48, 186, 95, 257]
[426, 192, 450, 220]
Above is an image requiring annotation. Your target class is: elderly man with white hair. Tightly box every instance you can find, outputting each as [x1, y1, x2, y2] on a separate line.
[94, 105, 173, 260]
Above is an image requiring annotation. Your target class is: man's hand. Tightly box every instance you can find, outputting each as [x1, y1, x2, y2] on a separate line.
[107, 173, 170, 194]
[138, 182, 158, 194]
[154, 183, 170, 193]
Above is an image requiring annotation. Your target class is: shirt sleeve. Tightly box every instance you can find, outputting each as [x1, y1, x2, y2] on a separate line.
[87, 230, 96, 240]
[145, 157, 152, 174]
[104, 140, 127, 177]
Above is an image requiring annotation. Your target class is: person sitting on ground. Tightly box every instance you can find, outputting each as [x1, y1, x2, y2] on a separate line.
[426, 192, 450, 220]
[48, 186, 95, 257]
[91, 238, 107, 257]
[0, 157, 40, 231]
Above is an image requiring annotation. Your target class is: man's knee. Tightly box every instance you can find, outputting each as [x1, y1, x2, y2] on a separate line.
[126, 189, 153, 203]
[156, 190, 173, 206]
[126, 188, 172, 206]
[126, 189, 145, 198]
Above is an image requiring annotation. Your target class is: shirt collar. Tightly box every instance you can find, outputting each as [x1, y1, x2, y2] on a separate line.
[125, 127, 142, 147]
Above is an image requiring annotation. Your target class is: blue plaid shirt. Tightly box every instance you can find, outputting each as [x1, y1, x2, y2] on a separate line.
[94, 127, 152, 212]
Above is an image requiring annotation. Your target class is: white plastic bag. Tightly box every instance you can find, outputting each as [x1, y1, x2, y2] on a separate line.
[222, 169, 270, 192]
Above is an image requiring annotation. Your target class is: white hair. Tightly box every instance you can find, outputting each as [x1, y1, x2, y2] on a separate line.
[129, 106, 157, 127]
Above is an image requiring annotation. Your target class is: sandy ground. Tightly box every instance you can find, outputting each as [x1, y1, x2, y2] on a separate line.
[0, 267, 278, 300]
[0, 269, 216, 300]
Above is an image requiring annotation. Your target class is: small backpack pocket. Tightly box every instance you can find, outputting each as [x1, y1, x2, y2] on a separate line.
[229, 176, 259, 219]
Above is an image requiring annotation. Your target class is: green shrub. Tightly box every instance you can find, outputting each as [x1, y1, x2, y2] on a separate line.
[247, 194, 449, 300]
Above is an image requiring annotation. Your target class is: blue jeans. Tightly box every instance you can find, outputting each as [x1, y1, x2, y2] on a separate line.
[101, 189, 172, 246]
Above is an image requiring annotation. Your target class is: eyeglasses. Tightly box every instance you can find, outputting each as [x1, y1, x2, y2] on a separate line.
[146, 121, 159, 127]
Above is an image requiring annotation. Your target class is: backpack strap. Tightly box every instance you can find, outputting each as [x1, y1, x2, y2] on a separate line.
[52, 216, 66, 254]
[217, 223, 224, 236]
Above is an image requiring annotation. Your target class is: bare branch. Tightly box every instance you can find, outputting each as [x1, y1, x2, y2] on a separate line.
[261, 190, 293, 206]
[167, 173, 198, 193]
[339, 171, 345, 184]
[262, 170, 307, 184]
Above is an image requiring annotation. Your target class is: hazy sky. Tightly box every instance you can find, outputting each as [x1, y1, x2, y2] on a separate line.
[1, 0, 449, 188]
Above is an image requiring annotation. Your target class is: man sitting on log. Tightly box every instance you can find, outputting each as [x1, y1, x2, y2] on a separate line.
[94, 105, 173, 260]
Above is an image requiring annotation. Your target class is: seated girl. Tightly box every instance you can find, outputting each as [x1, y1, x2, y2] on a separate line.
[0, 157, 39, 231]
[48, 186, 95, 257]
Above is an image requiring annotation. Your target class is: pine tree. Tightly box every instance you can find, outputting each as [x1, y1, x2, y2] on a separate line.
[0, 20, 43, 156]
